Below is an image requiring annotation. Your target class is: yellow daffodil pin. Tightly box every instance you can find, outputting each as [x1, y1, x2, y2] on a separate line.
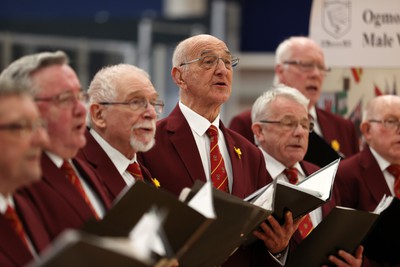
[331, 140, 340, 152]
[151, 178, 161, 188]
[234, 146, 242, 159]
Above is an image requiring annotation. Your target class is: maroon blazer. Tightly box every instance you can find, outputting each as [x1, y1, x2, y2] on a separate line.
[77, 128, 154, 202]
[335, 145, 391, 212]
[138, 104, 273, 267]
[228, 108, 359, 158]
[18, 153, 112, 240]
[0, 195, 51, 267]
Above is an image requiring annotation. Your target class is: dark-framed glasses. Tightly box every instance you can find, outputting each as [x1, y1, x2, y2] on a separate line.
[283, 60, 330, 74]
[0, 119, 47, 137]
[180, 55, 239, 70]
[259, 117, 314, 133]
[98, 98, 165, 115]
[369, 118, 400, 132]
[35, 91, 89, 107]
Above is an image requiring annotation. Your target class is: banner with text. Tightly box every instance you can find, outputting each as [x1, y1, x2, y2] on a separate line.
[309, 0, 400, 67]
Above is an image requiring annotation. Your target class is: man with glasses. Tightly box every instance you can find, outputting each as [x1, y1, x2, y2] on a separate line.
[0, 79, 51, 266]
[138, 34, 300, 267]
[77, 64, 163, 200]
[251, 85, 363, 267]
[0, 51, 112, 241]
[229, 36, 359, 164]
[335, 95, 400, 266]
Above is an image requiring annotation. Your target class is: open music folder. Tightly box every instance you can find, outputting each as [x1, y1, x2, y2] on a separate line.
[245, 158, 340, 224]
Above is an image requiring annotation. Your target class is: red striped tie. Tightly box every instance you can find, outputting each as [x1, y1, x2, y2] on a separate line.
[284, 167, 314, 239]
[61, 161, 99, 220]
[126, 162, 144, 181]
[386, 164, 400, 198]
[4, 205, 31, 251]
[206, 125, 228, 192]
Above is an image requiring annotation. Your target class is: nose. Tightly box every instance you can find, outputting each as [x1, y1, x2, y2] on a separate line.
[143, 101, 158, 119]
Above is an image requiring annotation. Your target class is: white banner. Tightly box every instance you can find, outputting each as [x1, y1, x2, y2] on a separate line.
[309, 0, 400, 67]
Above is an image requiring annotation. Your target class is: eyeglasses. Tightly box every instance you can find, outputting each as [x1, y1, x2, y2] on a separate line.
[98, 98, 165, 115]
[259, 117, 314, 133]
[0, 119, 47, 137]
[180, 55, 239, 70]
[369, 118, 400, 132]
[35, 91, 89, 107]
[283, 60, 330, 74]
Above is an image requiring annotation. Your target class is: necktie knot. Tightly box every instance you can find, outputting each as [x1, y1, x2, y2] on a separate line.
[127, 162, 144, 181]
[284, 167, 299, 185]
[387, 164, 400, 179]
[206, 125, 218, 138]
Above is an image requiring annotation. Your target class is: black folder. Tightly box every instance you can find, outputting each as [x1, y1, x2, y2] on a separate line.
[286, 197, 400, 267]
[246, 159, 340, 224]
[180, 180, 272, 266]
[83, 182, 214, 261]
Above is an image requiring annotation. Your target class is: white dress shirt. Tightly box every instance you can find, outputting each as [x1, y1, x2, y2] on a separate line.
[370, 147, 397, 196]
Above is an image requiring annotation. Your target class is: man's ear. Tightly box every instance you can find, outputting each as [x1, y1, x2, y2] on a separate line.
[251, 123, 263, 142]
[90, 104, 106, 129]
[360, 121, 370, 140]
[171, 67, 186, 88]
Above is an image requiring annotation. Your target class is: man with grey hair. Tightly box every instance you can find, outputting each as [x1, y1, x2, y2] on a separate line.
[0, 51, 112, 241]
[138, 33, 300, 267]
[0, 79, 51, 266]
[251, 85, 363, 267]
[77, 64, 164, 200]
[230, 36, 359, 165]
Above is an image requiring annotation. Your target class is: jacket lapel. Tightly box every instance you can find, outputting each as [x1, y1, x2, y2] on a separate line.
[166, 105, 207, 184]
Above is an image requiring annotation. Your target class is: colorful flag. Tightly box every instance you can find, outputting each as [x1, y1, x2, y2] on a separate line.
[348, 99, 363, 146]
[351, 68, 363, 83]
[374, 84, 383, 96]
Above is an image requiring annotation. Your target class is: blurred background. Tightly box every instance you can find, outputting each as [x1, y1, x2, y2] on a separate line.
[0, 0, 398, 127]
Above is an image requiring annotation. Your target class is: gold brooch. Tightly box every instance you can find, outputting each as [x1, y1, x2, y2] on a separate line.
[234, 146, 242, 159]
[151, 178, 161, 188]
[331, 140, 340, 152]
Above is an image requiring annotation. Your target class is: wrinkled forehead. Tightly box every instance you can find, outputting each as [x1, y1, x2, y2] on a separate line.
[188, 37, 231, 58]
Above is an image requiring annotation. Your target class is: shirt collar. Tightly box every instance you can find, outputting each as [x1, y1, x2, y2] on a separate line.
[259, 147, 305, 179]
[0, 194, 14, 214]
[90, 128, 137, 175]
[45, 151, 65, 168]
[369, 146, 391, 171]
[308, 105, 317, 121]
[179, 101, 220, 137]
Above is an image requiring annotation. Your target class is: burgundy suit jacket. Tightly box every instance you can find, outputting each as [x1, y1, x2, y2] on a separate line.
[0, 195, 51, 267]
[335, 145, 391, 212]
[77, 129, 154, 201]
[229, 108, 359, 158]
[138, 104, 274, 267]
[18, 153, 112, 240]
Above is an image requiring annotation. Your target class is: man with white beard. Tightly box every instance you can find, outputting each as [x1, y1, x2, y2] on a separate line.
[77, 64, 164, 200]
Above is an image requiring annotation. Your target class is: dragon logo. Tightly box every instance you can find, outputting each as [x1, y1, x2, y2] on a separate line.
[322, 0, 351, 39]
